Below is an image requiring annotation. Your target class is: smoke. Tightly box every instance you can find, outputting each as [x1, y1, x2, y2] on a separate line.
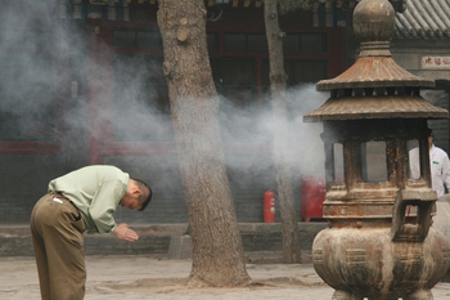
[0, 1, 330, 198]
[222, 84, 328, 183]
[283, 85, 328, 179]
[0, 2, 56, 140]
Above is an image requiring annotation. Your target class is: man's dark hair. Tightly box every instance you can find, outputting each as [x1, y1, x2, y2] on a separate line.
[131, 178, 152, 211]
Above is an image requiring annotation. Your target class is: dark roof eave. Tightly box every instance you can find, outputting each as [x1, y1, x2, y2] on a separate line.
[304, 112, 449, 122]
[316, 80, 435, 91]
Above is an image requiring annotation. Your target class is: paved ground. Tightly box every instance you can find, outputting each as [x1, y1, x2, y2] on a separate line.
[1, 255, 450, 300]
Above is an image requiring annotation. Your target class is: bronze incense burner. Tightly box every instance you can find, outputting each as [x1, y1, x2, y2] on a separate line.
[304, 0, 450, 299]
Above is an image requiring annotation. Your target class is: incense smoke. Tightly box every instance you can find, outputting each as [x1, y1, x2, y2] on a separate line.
[0, 1, 332, 222]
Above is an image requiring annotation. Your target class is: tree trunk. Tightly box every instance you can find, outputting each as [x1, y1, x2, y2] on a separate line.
[264, 0, 302, 264]
[157, 0, 252, 287]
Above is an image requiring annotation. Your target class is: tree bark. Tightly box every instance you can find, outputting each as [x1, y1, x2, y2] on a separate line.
[157, 0, 252, 287]
[264, 0, 301, 264]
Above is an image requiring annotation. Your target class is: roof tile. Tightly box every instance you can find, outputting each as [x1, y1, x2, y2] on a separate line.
[395, 0, 450, 39]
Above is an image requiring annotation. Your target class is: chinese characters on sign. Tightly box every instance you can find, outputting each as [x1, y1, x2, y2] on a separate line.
[421, 56, 450, 70]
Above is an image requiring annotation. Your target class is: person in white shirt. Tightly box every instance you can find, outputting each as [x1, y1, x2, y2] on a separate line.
[409, 131, 450, 197]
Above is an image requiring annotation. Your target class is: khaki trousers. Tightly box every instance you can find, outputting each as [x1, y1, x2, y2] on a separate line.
[30, 192, 86, 300]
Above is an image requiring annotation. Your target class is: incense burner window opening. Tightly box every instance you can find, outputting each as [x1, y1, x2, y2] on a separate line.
[332, 143, 344, 184]
[361, 140, 387, 183]
[329, 139, 390, 191]
[407, 138, 422, 181]
[325, 120, 433, 194]
[325, 123, 397, 191]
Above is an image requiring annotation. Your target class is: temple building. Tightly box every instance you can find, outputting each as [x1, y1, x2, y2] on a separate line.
[0, 0, 449, 226]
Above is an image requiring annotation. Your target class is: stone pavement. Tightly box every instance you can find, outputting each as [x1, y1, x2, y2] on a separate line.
[1, 254, 450, 300]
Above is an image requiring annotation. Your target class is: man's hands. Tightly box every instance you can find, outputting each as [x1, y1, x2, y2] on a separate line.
[111, 223, 139, 242]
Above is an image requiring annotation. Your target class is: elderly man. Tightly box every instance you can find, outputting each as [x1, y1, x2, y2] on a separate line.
[30, 165, 152, 300]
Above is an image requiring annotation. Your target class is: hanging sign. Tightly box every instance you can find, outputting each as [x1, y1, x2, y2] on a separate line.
[421, 56, 450, 70]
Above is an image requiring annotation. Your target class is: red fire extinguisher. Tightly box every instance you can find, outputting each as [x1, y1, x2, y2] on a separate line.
[263, 190, 275, 223]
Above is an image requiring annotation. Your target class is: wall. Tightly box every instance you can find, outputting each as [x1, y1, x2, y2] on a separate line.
[391, 39, 450, 153]
[0, 155, 71, 223]
[0, 222, 327, 257]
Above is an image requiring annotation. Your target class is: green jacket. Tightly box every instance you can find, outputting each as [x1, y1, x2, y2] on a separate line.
[48, 165, 129, 234]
